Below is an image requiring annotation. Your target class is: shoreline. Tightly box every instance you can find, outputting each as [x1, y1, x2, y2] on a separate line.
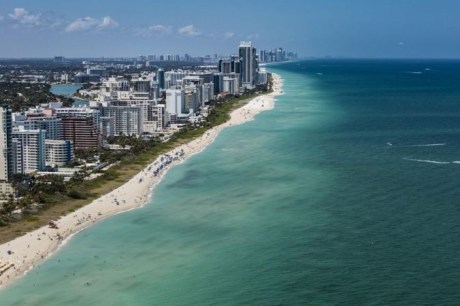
[0, 73, 283, 290]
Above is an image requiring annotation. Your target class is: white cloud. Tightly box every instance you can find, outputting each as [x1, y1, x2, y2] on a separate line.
[132, 24, 172, 37]
[178, 24, 201, 37]
[66, 16, 118, 32]
[398, 42, 405, 45]
[9, 8, 41, 26]
[149, 24, 172, 35]
[49, 18, 65, 30]
[99, 16, 118, 29]
[224, 31, 234, 38]
[66, 17, 98, 32]
[0, 14, 3, 21]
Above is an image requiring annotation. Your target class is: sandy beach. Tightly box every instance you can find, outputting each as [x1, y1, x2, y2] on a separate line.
[0, 73, 283, 289]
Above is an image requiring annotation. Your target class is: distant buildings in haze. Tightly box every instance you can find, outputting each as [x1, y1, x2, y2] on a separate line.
[259, 47, 298, 63]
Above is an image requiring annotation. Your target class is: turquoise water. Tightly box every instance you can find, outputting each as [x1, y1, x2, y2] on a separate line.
[50, 84, 82, 97]
[50, 84, 89, 107]
[3, 60, 460, 304]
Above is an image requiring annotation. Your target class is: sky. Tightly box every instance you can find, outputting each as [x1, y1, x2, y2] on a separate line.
[0, 0, 459, 58]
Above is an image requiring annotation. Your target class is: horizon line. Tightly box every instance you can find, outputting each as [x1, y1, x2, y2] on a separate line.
[1, 57, 460, 61]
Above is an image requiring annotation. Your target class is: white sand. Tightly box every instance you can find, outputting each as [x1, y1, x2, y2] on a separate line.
[0, 73, 283, 289]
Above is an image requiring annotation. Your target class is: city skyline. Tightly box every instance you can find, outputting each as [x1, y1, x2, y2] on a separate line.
[0, 0, 459, 58]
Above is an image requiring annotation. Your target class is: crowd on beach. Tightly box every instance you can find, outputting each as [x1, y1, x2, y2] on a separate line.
[152, 150, 185, 177]
[0, 73, 283, 289]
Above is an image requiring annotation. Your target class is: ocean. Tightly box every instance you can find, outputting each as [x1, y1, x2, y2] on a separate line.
[3, 60, 460, 305]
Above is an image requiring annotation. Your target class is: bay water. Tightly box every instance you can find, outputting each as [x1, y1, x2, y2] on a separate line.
[50, 84, 89, 107]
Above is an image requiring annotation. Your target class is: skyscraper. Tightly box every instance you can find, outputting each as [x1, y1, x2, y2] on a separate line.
[157, 69, 165, 90]
[239, 41, 258, 89]
[218, 58, 241, 75]
[212, 73, 224, 94]
[0, 103, 13, 181]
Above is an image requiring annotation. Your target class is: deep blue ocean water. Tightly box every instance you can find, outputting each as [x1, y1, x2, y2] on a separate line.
[3, 60, 460, 305]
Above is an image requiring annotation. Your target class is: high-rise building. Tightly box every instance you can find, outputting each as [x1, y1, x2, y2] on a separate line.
[132, 79, 151, 93]
[0, 103, 13, 181]
[218, 59, 232, 73]
[11, 139, 23, 175]
[19, 116, 62, 140]
[201, 83, 214, 106]
[100, 116, 115, 138]
[151, 81, 160, 101]
[212, 73, 224, 94]
[184, 88, 200, 114]
[275, 48, 285, 62]
[239, 41, 258, 89]
[100, 106, 143, 137]
[12, 127, 46, 174]
[259, 50, 266, 63]
[155, 104, 168, 129]
[55, 108, 101, 149]
[13, 107, 62, 141]
[166, 88, 185, 123]
[223, 76, 240, 95]
[165, 71, 187, 87]
[157, 69, 165, 90]
[218, 58, 241, 74]
[60, 116, 101, 149]
[166, 88, 185, 115]
[233, 60, 241, 74]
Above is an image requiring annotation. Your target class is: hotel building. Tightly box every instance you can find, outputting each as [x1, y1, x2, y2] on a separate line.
[55, 108, 101, 149]
[12, 127, 46, 174]
[45, 139, 74, 167]
[239, 41, 258, 89]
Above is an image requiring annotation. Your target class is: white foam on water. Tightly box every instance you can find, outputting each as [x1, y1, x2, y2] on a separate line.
[407, 143, 446, 147]
[402, 158, 450, 165]
[389, 143, 446, 148]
